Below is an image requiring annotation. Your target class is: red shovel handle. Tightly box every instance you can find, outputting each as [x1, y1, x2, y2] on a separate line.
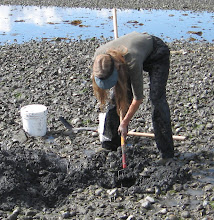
[121, 136, 127, 169]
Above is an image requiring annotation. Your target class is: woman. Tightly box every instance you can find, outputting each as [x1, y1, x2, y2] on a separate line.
[92, 31, 174, 160]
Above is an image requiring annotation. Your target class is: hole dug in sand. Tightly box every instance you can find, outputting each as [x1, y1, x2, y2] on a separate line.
[0, 146, 191, 210]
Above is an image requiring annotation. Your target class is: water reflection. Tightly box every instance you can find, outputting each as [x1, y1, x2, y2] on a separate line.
[0, 5, 213, 44]
[0, 5, 11, 32]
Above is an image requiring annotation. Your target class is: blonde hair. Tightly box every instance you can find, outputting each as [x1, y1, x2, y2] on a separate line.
[92, 49, 129, 117]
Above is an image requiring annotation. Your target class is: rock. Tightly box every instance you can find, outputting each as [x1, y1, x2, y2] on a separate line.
[179, 152, 197, 161]
[197, 204, 204, 211]
[127, 215, 135, 220]
[159, 208, 167, 214]
[25, 209, 37, 217]
[107, 188, 118, 196]
[173, 184, 183, 192]
[203, 200, 208, 207]
[7, 212, 18, 220]
[166, 214, 179, 220]
[95, 188, 103, 196]
[71, 118, 81, 125]
[145, 188, 155, 193]
[145, 196, 155, 204]
[118, 213, 128, 219]
[204, 184, 213, 192]
[70, 211, 77, 217]
[12, 129, 27, 144]
[155, 187, 161, 195]
[61, 211, 70, 219]
[140, 200, 151, 209]
[206, 123, 213, 129]
[181, 211, 191, 218]
[92, 131, 99, 137]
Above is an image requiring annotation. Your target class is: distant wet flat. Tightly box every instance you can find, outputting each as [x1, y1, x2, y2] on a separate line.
[0, 5, 213, 44]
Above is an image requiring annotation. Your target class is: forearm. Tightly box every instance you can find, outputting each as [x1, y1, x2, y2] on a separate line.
[121, 99, 142, 126]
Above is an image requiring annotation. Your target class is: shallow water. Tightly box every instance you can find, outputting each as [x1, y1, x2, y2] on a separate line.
[193, 167, 214, 184]
[0, 5, 213, 44]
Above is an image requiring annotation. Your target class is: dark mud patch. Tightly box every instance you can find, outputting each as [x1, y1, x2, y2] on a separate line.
[0, 146, 191, 211]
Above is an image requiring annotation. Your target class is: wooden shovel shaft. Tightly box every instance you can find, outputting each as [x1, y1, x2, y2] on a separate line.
[59, 117, 186, 141]
[127, 131, 186, 141]
[113, 9, 126, 168]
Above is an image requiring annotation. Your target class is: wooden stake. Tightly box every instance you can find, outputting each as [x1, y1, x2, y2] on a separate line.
[113, 8, 118, 39]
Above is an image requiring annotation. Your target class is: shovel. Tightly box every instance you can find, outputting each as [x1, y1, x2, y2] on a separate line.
[59, 116, 186, 141]
[59, 116, 97, 133]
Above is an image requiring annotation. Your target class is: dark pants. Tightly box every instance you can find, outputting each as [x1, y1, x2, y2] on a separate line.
[102, 36, 174, 159]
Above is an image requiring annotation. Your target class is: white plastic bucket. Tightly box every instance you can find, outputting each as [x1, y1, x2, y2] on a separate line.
[20, 104, 48, 137]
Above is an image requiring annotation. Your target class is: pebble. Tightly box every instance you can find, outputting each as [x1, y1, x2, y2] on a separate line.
[145, 196, 155, 204]
[166, 215, 179, 220]
[181, 211, 191, 218]
[7, 212, 18, 220]
[72, 118, 81, 125]
[203, 200, 208, 207]
[206, 123, 213, 129]
[92, 131, 99, 137]
[173, 184, 183, 192]
[204, 184, 213, 192]
[95, 188, 103, 196]
[61, 211, 70, 219]
[25, 209, 37, 217]
[12, 130, 27, 144]
[127, 215, 135, 220]
[159, 208, 167, 214]
[107, 188, 118, 196]
[141, 200, 151, 209]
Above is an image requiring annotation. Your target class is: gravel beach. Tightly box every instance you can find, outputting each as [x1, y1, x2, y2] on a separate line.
[1, 0, 214, 11]
[0, 0, 214, 220]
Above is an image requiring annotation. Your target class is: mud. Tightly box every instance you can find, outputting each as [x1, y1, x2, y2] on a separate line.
[0, 145, 191, 211]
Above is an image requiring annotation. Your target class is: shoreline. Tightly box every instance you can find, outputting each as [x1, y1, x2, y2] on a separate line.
[1, 0, 214, 12]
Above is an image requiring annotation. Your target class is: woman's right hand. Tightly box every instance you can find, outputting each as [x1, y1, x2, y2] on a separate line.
[118, 121, 128, 138]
